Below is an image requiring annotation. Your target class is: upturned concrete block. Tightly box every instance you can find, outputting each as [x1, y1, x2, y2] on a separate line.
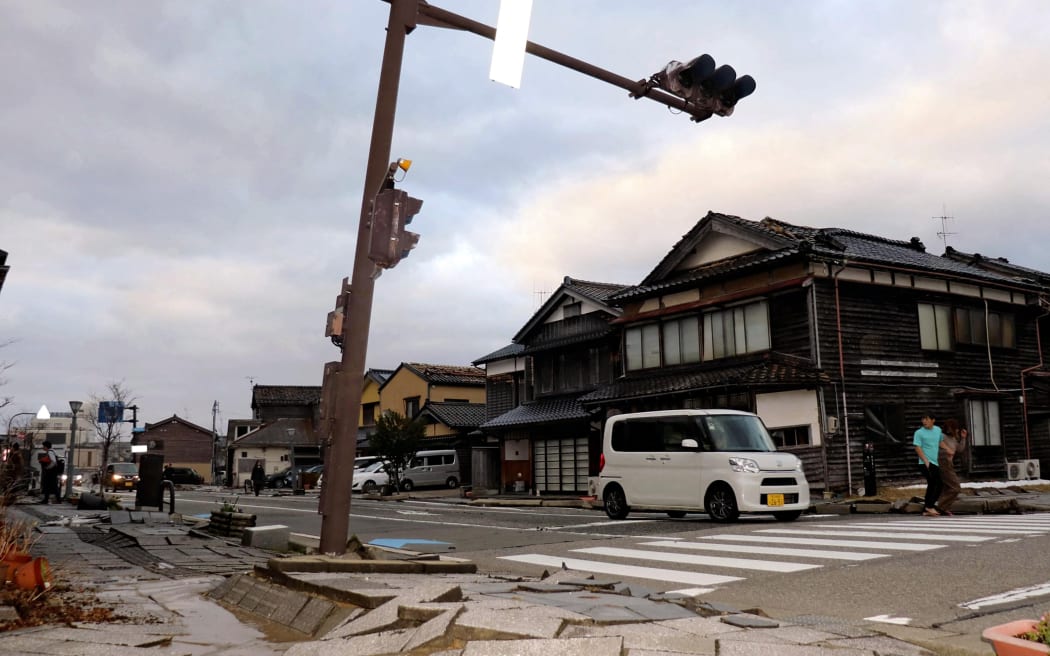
[242, 524, 290, 551]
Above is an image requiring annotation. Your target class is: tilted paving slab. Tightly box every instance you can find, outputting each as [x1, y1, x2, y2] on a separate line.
[323, 627, 416, 656]
[403, 604, 464, 652]
[655, 616, 745, 638]
[322, 598, 403, 640]
[452, 605, 590, 640]
[44, 625, 177, 647]
[291, 596, 346, 636]
[560, 622, 717, 654]
[716, 641, 873, 656]
[460, 635, 623, 656]
[826, 635, 935, 655]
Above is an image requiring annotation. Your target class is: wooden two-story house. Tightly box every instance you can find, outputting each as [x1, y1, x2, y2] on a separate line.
[576, 212, 1048, 492]
[476, 276, 629, 494]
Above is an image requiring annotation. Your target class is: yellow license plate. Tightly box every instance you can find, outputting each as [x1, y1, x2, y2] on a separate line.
[767, 493, 784, 507]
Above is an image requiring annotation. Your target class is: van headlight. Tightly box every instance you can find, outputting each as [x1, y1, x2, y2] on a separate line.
[794, 458, 803, 471]
[728, 457, 760, 474]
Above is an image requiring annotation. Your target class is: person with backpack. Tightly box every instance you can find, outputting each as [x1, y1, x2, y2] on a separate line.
[38, 440, 62, 504]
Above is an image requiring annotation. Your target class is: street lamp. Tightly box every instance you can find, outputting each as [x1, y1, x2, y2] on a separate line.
[64, 401, 82, 498]
[5, 405, 51, 447]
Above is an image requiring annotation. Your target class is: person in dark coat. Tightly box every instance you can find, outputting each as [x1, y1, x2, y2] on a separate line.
[38, 440, 62, 504]
[250, 461, 266, 496]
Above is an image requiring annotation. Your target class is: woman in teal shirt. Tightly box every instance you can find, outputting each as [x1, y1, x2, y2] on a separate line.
[913, 413, 943, 516]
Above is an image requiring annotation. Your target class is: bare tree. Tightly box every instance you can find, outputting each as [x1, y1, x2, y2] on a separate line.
[0, 338, 15, 412]
[84, 380, 137, 491]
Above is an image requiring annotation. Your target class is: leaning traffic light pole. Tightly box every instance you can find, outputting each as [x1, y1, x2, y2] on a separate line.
[318, 0, 756, 554]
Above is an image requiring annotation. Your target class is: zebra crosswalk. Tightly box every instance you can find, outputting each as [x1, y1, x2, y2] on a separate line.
[498, 513, 1050, 595]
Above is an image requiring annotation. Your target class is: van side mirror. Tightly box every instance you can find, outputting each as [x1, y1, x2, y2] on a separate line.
[680, 438, 699, 449]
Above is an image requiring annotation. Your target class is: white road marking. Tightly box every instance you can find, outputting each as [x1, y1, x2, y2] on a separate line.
[699, 534, 943, 551]
[819, 522, 1048, 535]
[547, 520, 660, 530]
[573, 546, 820, 573]
[667, 587, 717, 596]
[961, 582, 1050, 610]
[866, 614, 913, 625]
[757, 528, 992, 542]
[642, 539, 884, 561]
[499, 554, 742, 587]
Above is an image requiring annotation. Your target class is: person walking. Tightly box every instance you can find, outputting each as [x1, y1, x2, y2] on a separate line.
[913, 413, 943, 516]
[250, 461, 266, 496]
[38, 440, 62, 504]
[937, 418, 966, 515]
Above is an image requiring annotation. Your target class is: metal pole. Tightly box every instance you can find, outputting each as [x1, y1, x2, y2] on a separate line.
[64, 401, 82, 498]
[318, 0, 415, 554]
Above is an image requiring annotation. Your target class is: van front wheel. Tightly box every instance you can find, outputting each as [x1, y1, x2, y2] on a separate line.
[445, 477, 459, 489]
[401, 480, 414, 492]
[603, 486, 629, 520]
[705, 484, 740, 522]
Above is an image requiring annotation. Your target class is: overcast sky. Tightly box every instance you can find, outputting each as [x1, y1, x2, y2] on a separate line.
[2, 0, 1049, 430]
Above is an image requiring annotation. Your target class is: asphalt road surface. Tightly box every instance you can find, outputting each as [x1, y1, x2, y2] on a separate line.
[157, 488, 1050, 634]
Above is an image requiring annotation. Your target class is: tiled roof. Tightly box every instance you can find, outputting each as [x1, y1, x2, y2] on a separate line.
[513, 276, 628, 343]
[251, 385, 321, 406]
[141, 415, 212, 435]
[563, 277, 631, 304]
[615, 212, 1037, 301]
[473, 343, 526, 365]
[520, 325, 616, 355]
[480, 396, 592, 430]
[403, 363, 486, 386]
[233, 418, 317, 447]
[579, 355, 830, 404]
[943, 246, 1050, 285]
[419, 402, 487, 429]
[366, 369, 395, 385]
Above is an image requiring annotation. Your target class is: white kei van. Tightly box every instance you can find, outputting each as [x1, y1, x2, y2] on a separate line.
[400, 449, 460, 491]
[596, 409, 810, 522]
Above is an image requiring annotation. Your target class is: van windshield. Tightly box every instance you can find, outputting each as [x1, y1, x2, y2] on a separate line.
[697, 415, 777, 452]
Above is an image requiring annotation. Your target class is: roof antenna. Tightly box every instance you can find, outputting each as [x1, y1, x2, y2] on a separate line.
[933, 204, 956, 250]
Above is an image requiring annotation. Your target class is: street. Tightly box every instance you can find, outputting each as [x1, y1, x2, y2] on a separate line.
[147, 486, 1050, 637]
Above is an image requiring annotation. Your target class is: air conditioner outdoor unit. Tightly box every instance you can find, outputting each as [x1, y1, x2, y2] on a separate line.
[1006, 461, 1025, 481]
[1021, 459, 1041, 480]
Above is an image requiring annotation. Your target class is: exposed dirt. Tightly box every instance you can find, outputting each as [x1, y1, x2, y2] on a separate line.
[0, 583, 131, 632]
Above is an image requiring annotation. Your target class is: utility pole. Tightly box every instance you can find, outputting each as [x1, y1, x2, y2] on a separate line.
[318, 0, 757, 554]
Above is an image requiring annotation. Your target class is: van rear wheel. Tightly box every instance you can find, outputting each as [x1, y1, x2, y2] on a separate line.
[401, 480, 414, 492]
[603, 486, 629, 520]
[705, 484, 740, 522]
[445, 477, 459, 489]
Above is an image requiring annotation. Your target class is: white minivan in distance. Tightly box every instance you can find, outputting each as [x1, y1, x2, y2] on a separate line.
[596, 409, 810, 522]
[399, 449, 460, 491]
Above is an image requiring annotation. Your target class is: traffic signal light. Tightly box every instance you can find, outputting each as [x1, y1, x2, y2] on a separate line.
[369, 188, 424, 269]
[654, 54, 756, 120]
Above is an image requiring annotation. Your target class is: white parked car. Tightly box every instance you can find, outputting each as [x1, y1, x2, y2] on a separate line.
[351, 461, 390, 493]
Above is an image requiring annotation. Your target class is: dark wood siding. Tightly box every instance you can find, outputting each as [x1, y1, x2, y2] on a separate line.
[813, 278, 1043, 485]
[769, 289, 812, 360]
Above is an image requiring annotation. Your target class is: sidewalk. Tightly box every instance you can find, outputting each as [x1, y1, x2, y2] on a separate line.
[0, 495, 959, 656]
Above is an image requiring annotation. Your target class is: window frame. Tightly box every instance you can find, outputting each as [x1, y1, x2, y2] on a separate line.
[702, 300, 770, 361]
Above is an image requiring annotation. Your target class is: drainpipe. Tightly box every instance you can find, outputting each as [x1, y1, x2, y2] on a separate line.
[1020, 298, 1049, 459]
[833, 262, 854, 494]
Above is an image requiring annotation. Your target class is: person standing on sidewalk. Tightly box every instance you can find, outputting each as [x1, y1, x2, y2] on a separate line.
[937, 418, 966, 515]
[250, 461, 266, 496]
[913, 413, 943, 516]
[38, 440, 62, 504]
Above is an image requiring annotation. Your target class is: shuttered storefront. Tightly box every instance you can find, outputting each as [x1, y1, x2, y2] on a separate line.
[533, 437, 588, 493]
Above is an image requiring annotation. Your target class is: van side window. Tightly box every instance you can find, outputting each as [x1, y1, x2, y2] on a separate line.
[660, 417, 700, 451]
[611, 419, 665, 452]
[411, 457, 424, 468]
[442, 454, 454, 465]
